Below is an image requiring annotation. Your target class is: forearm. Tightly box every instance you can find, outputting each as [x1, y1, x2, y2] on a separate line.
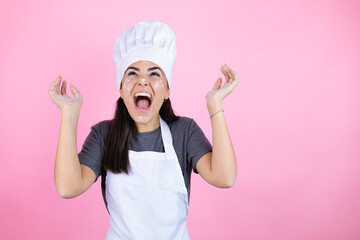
[209, 103, 237, 187]
[54, 108, 83, 198]
[196, 64, 238, 188]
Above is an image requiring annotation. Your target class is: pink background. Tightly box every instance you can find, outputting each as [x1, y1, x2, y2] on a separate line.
[1, 0, 359, 239]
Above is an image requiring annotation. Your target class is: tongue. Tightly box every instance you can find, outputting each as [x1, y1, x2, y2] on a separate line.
[137, 99, 150, 109]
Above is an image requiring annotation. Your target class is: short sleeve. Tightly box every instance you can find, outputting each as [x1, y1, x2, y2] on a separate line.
[186, 119, 212, 174]
[78, 121, 107, 182]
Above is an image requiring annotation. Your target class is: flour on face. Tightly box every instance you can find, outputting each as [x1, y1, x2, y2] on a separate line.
[119, 60, 169, 132]
[123, 81, 130, 92]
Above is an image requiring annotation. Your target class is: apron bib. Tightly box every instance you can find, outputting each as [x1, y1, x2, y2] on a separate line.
[105, 117, 190, 240]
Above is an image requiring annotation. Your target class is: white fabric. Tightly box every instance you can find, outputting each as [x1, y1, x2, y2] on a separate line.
[113, 21, 177, 90]
[105, 117, 190, 240]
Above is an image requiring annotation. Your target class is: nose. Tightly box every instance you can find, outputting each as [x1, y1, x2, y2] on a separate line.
[137, 77, 149, 86]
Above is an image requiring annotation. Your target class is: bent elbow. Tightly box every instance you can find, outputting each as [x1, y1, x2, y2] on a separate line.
[213, 177, 236, 189]
[55, 182, 79, 199]
[221, 180, 235, 189]
[56, 187, 76, 199]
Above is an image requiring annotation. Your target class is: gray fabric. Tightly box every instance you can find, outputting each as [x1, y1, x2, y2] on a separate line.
[78, 117, 212, 202]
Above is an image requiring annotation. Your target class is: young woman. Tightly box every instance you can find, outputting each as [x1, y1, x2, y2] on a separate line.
[49, 21, 239, 240]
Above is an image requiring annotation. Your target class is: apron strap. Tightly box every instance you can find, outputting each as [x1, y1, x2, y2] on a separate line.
[159, 117, 177, 158]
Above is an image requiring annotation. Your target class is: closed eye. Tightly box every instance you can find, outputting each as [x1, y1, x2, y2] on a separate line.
[128, 71, 137, 76]
[150, 72, 160, 76]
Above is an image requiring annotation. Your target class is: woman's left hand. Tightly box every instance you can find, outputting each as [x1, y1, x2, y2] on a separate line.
[206, 64, 239, 113]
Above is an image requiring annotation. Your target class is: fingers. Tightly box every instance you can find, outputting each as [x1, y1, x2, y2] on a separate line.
[224, 64, 239, 84]
[70, 83, 81, 97]
[220, 65, 230, 82]
[49, 75, 81, 98]
[212, 77, 222, 90]
[49, 76, 62, 95]
[61, 79, 67, 95]
[221, 64, 239, 89]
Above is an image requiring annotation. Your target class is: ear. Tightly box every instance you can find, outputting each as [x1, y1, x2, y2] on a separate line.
[165, 89, 170, 100]
[119, 86, 123, 96]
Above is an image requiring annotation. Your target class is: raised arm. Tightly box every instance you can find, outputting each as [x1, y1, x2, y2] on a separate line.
[49, 76, 96, 198]
[195, 64, 239, 188]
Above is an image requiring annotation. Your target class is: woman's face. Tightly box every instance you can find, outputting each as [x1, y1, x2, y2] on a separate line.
[120, 60, 170, 132]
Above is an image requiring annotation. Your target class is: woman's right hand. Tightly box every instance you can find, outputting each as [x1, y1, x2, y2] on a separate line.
[49, 76, 83, 112]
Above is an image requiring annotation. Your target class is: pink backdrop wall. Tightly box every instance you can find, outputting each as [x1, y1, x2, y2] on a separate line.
[1, 0, 359, 239]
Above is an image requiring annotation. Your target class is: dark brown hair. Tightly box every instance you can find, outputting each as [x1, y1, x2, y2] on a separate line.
[103, 97, 179, 174]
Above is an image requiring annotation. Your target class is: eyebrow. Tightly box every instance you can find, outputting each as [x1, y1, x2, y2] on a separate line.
[148, 67, 163, 73]
[125, 66, 140, 72]
[125, 66, 164, 74]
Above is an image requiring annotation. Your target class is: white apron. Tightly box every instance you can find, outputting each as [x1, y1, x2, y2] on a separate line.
[105, 117, 191, 240]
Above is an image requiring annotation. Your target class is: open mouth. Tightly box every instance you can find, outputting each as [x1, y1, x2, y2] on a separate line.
[133, 91, 152, 112]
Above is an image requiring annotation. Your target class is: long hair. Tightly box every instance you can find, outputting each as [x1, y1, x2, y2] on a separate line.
[103, 97, 179, 174]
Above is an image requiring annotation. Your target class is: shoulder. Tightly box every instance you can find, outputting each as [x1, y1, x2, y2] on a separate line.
[169, 116, 203, 136]
[90, 119, 112, 139]
[170, 116, 197, 128]
[92, 119, 112, 129]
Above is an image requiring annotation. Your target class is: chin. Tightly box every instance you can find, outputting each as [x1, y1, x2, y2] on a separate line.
[128, 106, 161, 131]
[133, 114, 152, 124]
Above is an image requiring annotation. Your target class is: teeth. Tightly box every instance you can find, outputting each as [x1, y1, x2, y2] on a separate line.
[134, 92, 151, 98]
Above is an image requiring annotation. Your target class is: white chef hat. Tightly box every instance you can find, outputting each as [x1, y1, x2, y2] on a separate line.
[113, 21, 177, 90]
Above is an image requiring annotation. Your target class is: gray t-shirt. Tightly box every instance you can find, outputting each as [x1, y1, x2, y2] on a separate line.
[78, 117, 212, 205]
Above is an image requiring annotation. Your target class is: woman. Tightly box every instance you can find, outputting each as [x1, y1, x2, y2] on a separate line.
[49, 21, 239, 240]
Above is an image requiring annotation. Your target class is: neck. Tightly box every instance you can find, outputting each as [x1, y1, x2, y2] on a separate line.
[135, 115, 160, 133]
